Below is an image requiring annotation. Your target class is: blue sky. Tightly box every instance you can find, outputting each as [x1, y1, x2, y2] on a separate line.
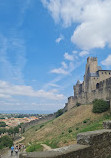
[0, 0, 111, 113]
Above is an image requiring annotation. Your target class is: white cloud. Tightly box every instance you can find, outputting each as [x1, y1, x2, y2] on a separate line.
[41, 0, 111, 50]
[101, 55, 111, 66]
[48, 83, 60, 88]
[56, 34, 64, 43]
[50, 51, 80, 75]
[50, 68, 68, 75]
[79, 51, 89, 57]
[61, 61, 68, 69]
[0, 80, 65, 100]
[0, 33, 26, 84]
[72, 50, 78, 54]
[64, 52, 74, 61]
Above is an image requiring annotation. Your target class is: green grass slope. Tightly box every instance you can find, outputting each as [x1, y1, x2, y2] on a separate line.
[22, 104, 111, 150]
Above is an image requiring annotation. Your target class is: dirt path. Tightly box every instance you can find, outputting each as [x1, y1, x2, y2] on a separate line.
[14, 136, 25, 145]
[41, 144, 52, 151]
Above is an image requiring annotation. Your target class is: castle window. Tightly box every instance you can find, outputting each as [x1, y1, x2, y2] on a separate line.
[109, 73, 111, 75]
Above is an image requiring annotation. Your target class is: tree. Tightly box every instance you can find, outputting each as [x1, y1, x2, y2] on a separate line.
[0, 128, 7, 135]
[13, 126, 19, 134]
[0, 136, 13, 149]
[0, 121, 6, 127]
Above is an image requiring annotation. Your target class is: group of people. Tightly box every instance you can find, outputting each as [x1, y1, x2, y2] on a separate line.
[11, 144, 25, 156]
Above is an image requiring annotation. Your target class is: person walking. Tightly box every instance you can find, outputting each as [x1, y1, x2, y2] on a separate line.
[15, 147, 18, 155]
[11, 145, 14, 156]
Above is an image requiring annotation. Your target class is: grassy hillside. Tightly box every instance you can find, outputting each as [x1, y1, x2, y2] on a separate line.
[22, 104, 111, 150]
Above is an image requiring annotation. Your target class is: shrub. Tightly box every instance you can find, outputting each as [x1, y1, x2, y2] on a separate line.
[56, 109, 63, 118]
[40, 124, 44, 128]
[68, 129, 72, 133]
[92, 99, 110, 113]
[26, 143, 43, 152]
[76, 127, 79, 130]
[76, 102, 81, 107]
[83, 120, 87, 123]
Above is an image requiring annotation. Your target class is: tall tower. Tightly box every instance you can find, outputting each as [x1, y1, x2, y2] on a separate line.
[87, 57, 98, 73]
[84, 57, 98, 92]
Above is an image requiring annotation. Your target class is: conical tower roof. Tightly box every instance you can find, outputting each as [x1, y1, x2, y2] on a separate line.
[76, 80, 81, 85]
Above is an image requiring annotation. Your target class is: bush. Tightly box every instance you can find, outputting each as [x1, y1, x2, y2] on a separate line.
[26, 144, 43, 152]
[56, 109, 63, 118]
[83, 120, 87, 123]
[92, 99, 110, 113]
[68, 129, 72, 133]
[40, 124, 44, 128]
[76, 102, 81, 107]
[76, 127, 79, 130]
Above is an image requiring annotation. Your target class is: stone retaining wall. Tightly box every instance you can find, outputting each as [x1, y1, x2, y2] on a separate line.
[19, 121, 111, 158]
[21, 114, 56, 133]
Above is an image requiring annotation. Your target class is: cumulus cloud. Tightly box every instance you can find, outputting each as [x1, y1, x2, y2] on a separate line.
[0, 80, 65, 100]
[41, 0, 111, 50]
[101, 55, 111, 66]
[56, 34, 64, 43]
[79, 51, 89, 57]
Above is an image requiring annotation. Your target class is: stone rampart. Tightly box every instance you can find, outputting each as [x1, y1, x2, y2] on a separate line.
[21, 114, 56, 133]
[19, 121, 111, 158]
[67, 77, 111, 110]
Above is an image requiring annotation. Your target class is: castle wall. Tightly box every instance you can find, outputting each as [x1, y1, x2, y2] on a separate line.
[21, 114, 56, 133]
[67, 96, 77, 110]
[98, 70, 111, 82]
[67, 77, 111, 110]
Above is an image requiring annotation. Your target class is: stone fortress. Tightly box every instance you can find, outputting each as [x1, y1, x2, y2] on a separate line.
[20, 57, 111, 158]
[65, 57, 111, 111]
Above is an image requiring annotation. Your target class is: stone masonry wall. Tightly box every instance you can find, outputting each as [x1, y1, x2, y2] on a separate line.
[67, 77, 111, 110]
[19, 121, 111, 158]
[21, 114, 56, 133]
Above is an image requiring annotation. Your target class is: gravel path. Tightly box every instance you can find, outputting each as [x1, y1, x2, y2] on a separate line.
[41, 144, 52, 151]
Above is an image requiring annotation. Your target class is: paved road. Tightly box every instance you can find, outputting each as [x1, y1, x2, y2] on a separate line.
[1, 150, 20, 158]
